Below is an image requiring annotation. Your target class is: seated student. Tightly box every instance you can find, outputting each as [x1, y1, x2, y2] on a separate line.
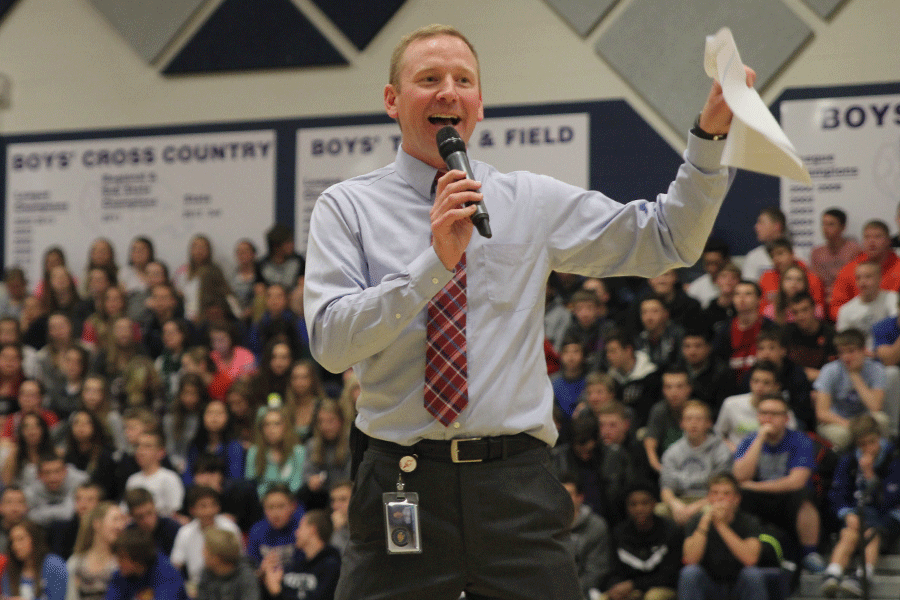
[260, 509, 341, 600]
[328, 480, 351, 554]
[248, 483, 303, 568]
[192, 455, 261, 533]
[124, 487, 181, 557]
[597, 402, 656, 524]
[836, 260, 899, 350]
[604, 482, 682, 600]
[659, 401, 732, 526]
[65, 501, 126, 600]
[114, 407, 176, 499]
[644, 368, 693, 473]
[678, 472, 766, 600]
[124, 430, 185, 518]
[715, 361, 796, 453]
[560, 473, 610, 599]
[563, 290, 617, 371]
[635, 294, 685, 371]
[763, 264, 825, 326]
[733, 394, 825, 573]
[572, 372, 618, 421]
[552, 336, 588, 419]
[606, 330, 661, 429]
[829, 219, 900, 321]
[1, 519, 68, 600]
[170, 486, 242, 594]
[246, 407, 306, 500]
[0, 485, 28, 553]
[758, 238, 825, 314]
[50, 481, 103, 560]
[1, 379, 60, 439]
[679, 329, 731, 420]
[25, 453, 89, 528]
[754, 327, 815, 431]
[873, 292, 900, 366]
[785, 291, 836, 383]
[107, 527, 188, 600]
[550, 412, 606, 517]
[742, 207, 785, 283]
[712, 280, 773, 389]
[820, 414, 900, 598]
[701, 262, 740, 334]
[814, 328, 890, 451]
[630, 270, 702, 334]
[687, 239, 730, 310]
[198, 528, 260, 600]
[809, 207, 863, 304]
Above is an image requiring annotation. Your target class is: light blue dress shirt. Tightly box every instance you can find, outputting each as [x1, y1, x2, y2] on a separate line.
[304, 135, 734, 446]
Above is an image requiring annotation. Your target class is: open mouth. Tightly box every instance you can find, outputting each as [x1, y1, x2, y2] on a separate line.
[428, 115, 461, 126]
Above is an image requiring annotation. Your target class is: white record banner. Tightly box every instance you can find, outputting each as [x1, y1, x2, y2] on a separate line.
[295, 113, 590, 253]
[5, 130, 276, 287]
[780, 94, 900, 256]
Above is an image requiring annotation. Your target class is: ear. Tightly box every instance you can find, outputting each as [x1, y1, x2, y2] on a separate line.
[476, 92, 484, 122]
[384, 84, 399, 120]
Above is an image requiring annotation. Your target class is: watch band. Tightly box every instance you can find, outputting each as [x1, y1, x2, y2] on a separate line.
[691, 114, 727, 141]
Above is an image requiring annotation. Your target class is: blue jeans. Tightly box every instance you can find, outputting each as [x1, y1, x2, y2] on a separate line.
[677, 564, 768, 600]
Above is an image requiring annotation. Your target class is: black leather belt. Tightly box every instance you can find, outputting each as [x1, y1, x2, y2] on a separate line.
[368, 433, 546, 463]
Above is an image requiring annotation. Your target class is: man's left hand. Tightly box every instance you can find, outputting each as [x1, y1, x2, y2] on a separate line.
[698, 66, 756, 135]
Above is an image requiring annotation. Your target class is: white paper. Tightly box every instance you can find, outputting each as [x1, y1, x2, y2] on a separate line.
[704, 27, 812, 184]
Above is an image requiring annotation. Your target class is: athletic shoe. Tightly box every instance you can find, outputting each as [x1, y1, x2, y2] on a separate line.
[802, 551, 826, 573]
[819, 575, 841, 598]
[840, 574, 862, 597]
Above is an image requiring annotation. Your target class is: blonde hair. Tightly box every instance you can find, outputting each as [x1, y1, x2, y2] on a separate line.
[72, 501, 116, 556]
[203, 528, 241, 565]
[389, 24, 479, 89]
[253, 407, 298, 477]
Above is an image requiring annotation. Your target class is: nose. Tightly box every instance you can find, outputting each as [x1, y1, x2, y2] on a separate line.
[435, 74, 459, 102]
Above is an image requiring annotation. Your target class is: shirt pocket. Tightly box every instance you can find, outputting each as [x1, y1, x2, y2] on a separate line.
[481, 243, 541, 313]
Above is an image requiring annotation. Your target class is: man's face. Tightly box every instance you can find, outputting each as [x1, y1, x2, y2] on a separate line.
[715, 269, 740, 296]
[749, 370, 779, 400]
[18, 381, 41, 412]
[572, 301, 599, 327]
[560, 343, 584, 371]
[599, 414, 629, 446]
[384, 34, 484, 168]
[585, 383, 614, 413]
[707, 482, 740, 514]
[855, 264, 881, 297]
[863, 225, 890, 259]
[640, 299, 668, 334]
[791, 298, 817, 330]
[626, 490, 655, 528]
[681, 406, 711, 441]
[39, 459, 67, 492]
[756, 340, 785, 366]
[732, 283, 760, 313]
[151, 286, 176, 316]
[770, 247, 794, 273]
[130, 501, 158, 532]
[263, 493, 294, 530]
[702, 251, 726, 278]
[135, 434, 162, 470]
[191, 497, 220, 525]
[822, 214, 844, 241]
[757, 399, 789, 439]
[681, 335, 710, 367]
[662, 373, 691, 409]
[838, 344, 866, 371]
[605, 341, 630, 371]
[330, 486, 351, 518]
[75, 487, 101, 517]
[0, 490, 27, 524]
[755, 214, 782, 243]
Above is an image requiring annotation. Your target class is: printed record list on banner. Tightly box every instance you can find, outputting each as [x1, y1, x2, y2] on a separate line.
[780, 93, 900, 257]
[6, 130, 276, 286]
[295, 113, 589, 253]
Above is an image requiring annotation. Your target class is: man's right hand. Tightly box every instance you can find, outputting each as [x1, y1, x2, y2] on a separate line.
[431, 170, 480, 271]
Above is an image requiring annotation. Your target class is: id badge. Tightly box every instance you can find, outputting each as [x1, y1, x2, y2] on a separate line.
[383, 491, 422, 554]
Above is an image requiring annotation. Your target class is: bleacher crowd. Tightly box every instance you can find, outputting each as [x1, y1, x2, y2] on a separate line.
[0, 205, 899, 599]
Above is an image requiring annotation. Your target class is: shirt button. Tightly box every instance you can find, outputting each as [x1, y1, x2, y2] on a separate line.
[395, 314, 401, 319]
[453, 422, 461, 429]
[432, 278, 439, 284]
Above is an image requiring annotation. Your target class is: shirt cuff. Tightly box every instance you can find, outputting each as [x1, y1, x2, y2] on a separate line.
[409, 247, 455, 301]
[685, 131, 727, 174]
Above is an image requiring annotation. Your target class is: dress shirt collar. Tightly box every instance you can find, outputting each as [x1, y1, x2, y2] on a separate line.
[395, 145, 444, 201]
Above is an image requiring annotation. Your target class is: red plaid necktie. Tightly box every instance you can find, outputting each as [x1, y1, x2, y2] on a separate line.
[424, 170, 468, 425]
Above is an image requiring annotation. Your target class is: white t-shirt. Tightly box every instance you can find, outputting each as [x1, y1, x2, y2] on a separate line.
[836, 290, 899, 349]
[686, 273, 719, 309]
[125, 467, 185, 517]
[741, 245, 773, 283]
[171, 515, 242, 586]
[714, 392, 798, 448]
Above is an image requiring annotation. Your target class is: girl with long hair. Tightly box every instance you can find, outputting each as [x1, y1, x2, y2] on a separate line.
[225, 379, 256, 449]
[184, 398, 246, 486]
[2, 519, 68, 600]
[63, 410, 117, 499]
[763, 264, 825, 324]
[0, 343, 26, 415]
[79, 374, 126, 454]
[155, 318, 190, 404]
[250, 336, 293, 408]
[162, 373, 209, 473]
[301, 399, 351, 510]
[283, 360, 325, 444]
[1, 412, 53, 487]
[120, 236, 155, 295]
[65, 502, 126, 600]
[245, 407, 305, 498]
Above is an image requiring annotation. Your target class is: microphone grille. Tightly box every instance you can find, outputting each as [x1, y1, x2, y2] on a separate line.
[436, 126, 466, 159]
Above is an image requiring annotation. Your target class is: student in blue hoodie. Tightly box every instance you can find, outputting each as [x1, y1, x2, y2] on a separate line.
[248, 483, 304, 568]
[261, 509, 341, 600]
[106, 527, 187, 600]
[820, 414, 900, 598]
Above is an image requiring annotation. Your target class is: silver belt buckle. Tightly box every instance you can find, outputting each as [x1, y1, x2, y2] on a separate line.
[450, 437, 482, 463]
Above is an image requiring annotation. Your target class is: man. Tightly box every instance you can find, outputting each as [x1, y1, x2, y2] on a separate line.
[560, 474, 610, 599]
[303, 24, 753, 600]
[644, 367, 693, 473]
[835, 260, 898, 349]
[742, 206, 787, 282]
[261, 509, 341, 600]
[758, 237, 825, 311]
[257, 223, 305, 289]
[125, 487, 182, 556]
[50, 481, 102, 559]
[687, 239, 730, 309]
[563, 289, 616, 370]
[809, 208, 862, 303]
[606, 330, 661, 428]
[701, 261, 740, 332]
[830, 220, 900, 320]
[713, 280, 772, 387]
[678, 472, 766, 600]
[785, 291, 836, 382]
[754, 327, 815, 431]
[0, 486, 28, 553]
[107, 527, 188, 600]
[635, 294, 684, 371]
[679, 329, 731, 419]
[732, 394, 825, 572]
[25, 453, 88, 527]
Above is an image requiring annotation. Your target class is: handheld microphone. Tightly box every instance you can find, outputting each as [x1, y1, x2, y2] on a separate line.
[436, 126, 492, 238]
